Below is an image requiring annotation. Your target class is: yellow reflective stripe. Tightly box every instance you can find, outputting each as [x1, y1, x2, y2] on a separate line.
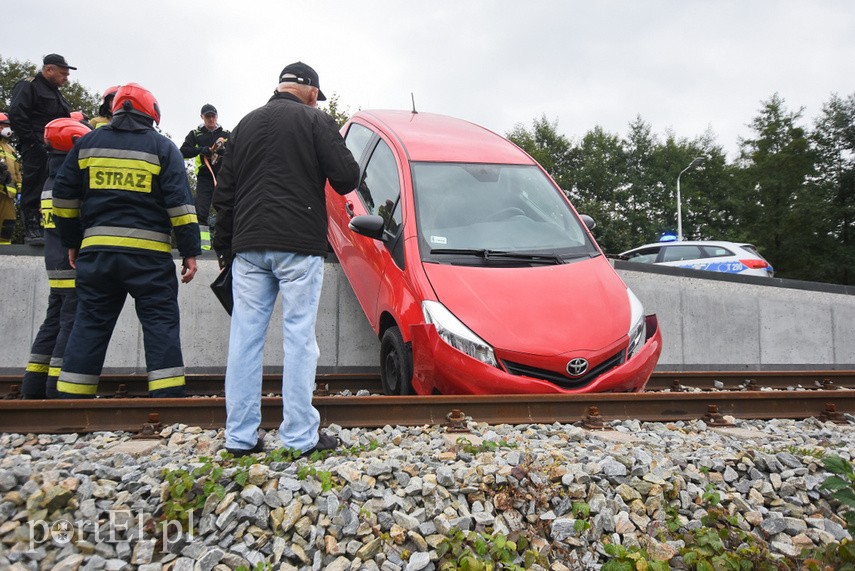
[48, 367, 61, 378]
[171, 213, 198, 227]
[148, 376, 185, 391]
[79, 156, 161, 175]
[53, 207, 80, 219]
[81, 235, 172, 252]
[49, 279, 76, 289]
[6, 184, 17, 197]
[26, 363, 50, 373]
[57, 381, 98, 395]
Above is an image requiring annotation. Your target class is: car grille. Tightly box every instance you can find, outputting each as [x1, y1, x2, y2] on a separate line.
[501, 351, 626, 389]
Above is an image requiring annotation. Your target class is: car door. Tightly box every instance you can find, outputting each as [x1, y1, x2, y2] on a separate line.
[657, 244, 709, 270]
[331, 128, 405, 329]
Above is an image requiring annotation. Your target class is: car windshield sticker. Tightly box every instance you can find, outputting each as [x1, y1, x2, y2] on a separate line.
[430, 235, 448, 245]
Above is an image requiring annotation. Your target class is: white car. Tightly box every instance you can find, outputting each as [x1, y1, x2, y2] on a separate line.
[619, 240, 774, 278]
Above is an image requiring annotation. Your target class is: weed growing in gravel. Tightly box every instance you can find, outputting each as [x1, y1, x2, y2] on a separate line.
[435, 528, 548, 570]
[455, 436, 518, 454]
[801, 455, 855, 570]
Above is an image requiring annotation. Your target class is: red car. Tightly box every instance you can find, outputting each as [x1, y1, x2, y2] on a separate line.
[326, 110, 662, 395]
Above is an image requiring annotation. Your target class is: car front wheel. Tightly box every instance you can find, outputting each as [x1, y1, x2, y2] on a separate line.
[380, 326, 414, 395]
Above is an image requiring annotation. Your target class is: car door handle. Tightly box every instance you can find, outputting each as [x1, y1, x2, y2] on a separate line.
[345, 201, 355, 218]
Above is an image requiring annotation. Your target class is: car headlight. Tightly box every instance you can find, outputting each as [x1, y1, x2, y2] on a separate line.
[422, 300, 498, 367]
[626, 288, 646, 360]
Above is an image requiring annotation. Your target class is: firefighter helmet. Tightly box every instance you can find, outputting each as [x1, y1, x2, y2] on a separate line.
[102, 85, 120, 103]
[44, 117, 92, 152]
[112, 83, 161, 125]
[70, 111, 87, 122]
[0, 112, 8, 123]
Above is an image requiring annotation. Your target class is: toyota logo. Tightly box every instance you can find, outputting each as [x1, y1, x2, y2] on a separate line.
[566, 358, 589, 377]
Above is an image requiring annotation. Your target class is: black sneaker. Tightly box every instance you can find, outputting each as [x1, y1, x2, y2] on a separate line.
[301, 431, 340, 457]
[226, 437, 265, 458]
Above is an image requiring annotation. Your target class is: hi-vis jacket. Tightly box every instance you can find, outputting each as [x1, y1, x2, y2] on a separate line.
[52, 114, 201, 258]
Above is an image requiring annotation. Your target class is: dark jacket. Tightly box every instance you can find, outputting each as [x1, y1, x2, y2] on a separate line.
[42, 153, 75, 292]
[179, 124, 231, 178]
[9, 73, 71, 150]
[213, 91, 359, 257]
[52, 113, 201, 259]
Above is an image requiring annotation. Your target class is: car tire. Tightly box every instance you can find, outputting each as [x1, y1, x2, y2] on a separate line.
[380, 326, 414, 396]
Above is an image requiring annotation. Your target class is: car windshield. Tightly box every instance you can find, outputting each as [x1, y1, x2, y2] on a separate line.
[412, 163, 598, 264]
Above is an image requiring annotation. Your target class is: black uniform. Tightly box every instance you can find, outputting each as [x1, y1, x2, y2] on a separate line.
[21, 152, 77, 398]
[9, 74, 71, 228]
[52, 112, 201, 398]
[180, 124, 230, 227]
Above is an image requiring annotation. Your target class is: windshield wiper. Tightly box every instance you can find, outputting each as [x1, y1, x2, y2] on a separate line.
[430, 248, 564, 264]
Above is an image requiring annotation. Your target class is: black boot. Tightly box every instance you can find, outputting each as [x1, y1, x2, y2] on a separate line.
[24, 211, 44, 247]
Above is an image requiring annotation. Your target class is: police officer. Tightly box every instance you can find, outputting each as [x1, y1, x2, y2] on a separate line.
[52, 83, 201, 398]
[180, 104, 229, 250]
[0, 112, 20, 244]
[9, 53, 75, 246]
[22, 118, 91, 398]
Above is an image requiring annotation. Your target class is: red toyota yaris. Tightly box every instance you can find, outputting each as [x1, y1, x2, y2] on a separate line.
[326, 110, 662, 395]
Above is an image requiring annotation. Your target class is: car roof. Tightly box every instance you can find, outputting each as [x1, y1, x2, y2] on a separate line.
[351, 110, 535, 165]
[620, 240, 756, 254]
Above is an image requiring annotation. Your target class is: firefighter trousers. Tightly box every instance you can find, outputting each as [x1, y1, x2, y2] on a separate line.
[22, 289, 77, 398]
[57, 250, 187, 398]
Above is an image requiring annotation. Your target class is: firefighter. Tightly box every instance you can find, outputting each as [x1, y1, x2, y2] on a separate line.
[90, 85, 119, 129]
[21, 117, 91, 398]
[0, 112, 21, 244]
[180, 104, 230, 250]
[52, 83, 201, 398]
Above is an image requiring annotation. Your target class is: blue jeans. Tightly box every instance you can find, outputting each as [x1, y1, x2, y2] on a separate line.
[225, 251, 323, 452]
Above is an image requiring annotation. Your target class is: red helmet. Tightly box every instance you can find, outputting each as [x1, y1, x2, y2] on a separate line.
[112, 83, 161, 125]
[44, 118, 92, 152]
[0, 112, 8, 124]
[102, 85, 120, 103]
[70, 111, 86, 121]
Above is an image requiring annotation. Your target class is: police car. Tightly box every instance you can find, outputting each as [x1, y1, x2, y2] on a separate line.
[619, 239, 774, 277]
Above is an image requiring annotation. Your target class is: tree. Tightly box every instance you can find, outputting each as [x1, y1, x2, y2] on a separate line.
[736, 94, 816, 279]
[808, 92, 855, 284]
[507, 115, 576, 191]
[321, 93, 351, 128]
[1, 54, 99, 118]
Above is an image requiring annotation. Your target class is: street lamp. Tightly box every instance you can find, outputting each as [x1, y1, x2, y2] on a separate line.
[676, 157, 704, 241]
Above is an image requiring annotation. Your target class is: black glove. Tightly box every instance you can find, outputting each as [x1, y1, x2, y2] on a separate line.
[198, 146, 213, 157]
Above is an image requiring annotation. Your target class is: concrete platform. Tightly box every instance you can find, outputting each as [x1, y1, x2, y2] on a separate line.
[1, 248, 853, 375]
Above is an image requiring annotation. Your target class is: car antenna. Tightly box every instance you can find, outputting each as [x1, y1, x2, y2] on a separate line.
[411, 93, 418, 114]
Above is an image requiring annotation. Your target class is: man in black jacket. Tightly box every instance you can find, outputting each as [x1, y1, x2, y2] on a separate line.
[213, 61, 359, 457]
[9, 54, 74, 246]
[180, 104, 230, 250]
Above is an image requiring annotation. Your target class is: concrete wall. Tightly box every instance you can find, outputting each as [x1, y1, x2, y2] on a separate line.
[1, 249, 853, 374]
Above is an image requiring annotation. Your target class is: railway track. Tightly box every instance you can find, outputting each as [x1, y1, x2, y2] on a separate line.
[0, 371, 852, 434]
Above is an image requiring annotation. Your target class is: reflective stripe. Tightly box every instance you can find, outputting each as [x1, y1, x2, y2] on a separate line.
[53, 198, 81, 219]
[47, 269, 76, 280]
[57, 371, 99, 395]
[167, 205, 198, 227]
[200, 225, 211, 251]
[26, 363, 50, 373]
[81, 226, 172, 253]
[29, 354, 51, 364]
[48, 367, 61, 378]
[57, 381, 98, 395]
[79, 149, 161, 194]
[41, 190, 53, 200]
[149, 367, 186, 392]
[49, 279, 76, 289]
[79, 147, 161, 167]
[50, 357, 64, 368]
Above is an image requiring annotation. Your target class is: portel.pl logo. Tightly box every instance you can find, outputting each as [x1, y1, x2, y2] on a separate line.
[28, 510, 194, 552]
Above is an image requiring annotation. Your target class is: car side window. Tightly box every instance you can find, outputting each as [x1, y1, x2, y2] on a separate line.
[358, 139, 402, 234]
[701, 246, 734, 258]
[344, 123, 375, 164]
[661, 245, 705, 262]
[625, 247, 660, 263]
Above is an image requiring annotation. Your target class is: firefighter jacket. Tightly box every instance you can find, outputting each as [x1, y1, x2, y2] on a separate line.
[213, 91, 359, 258]
[179, 124, 230, 178]
[42, 152, 75, 290]
[0, 139, 21, 199]
[52, 113, 202, 259]
[9, 73, 71, 151]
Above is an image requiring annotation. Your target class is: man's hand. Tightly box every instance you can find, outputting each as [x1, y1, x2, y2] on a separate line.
[198, 146, 213, 157]
[68, 248, 78, 269]
[181, 256, 197, 283]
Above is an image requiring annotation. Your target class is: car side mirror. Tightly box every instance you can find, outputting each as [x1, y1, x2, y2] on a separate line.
[579, 214, 596, 231]
[348, 214, 385, 240]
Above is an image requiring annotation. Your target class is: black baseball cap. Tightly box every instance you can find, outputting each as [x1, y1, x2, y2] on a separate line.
[201, 104, 217, 116]
[43, 53, 76, 70]
[278, 61, 326, 101]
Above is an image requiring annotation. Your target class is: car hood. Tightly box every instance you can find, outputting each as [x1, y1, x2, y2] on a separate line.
[422, 257, 631, 356]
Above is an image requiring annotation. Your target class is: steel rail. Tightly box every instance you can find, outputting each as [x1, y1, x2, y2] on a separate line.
[0, 390, 852, 435]
[1, 371, 853, 400]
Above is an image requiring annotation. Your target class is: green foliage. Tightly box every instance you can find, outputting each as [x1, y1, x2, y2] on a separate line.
[321, 93, 351, 128]
[160, 456, 225, 527]
[602, 542, 671, 571]
[455, 436, 518, 455]
[819, 455, 855, 536]
[435, 528, 547, 570]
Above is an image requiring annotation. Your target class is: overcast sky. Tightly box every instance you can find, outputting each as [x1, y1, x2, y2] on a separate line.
[7, 1, 854, 160]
